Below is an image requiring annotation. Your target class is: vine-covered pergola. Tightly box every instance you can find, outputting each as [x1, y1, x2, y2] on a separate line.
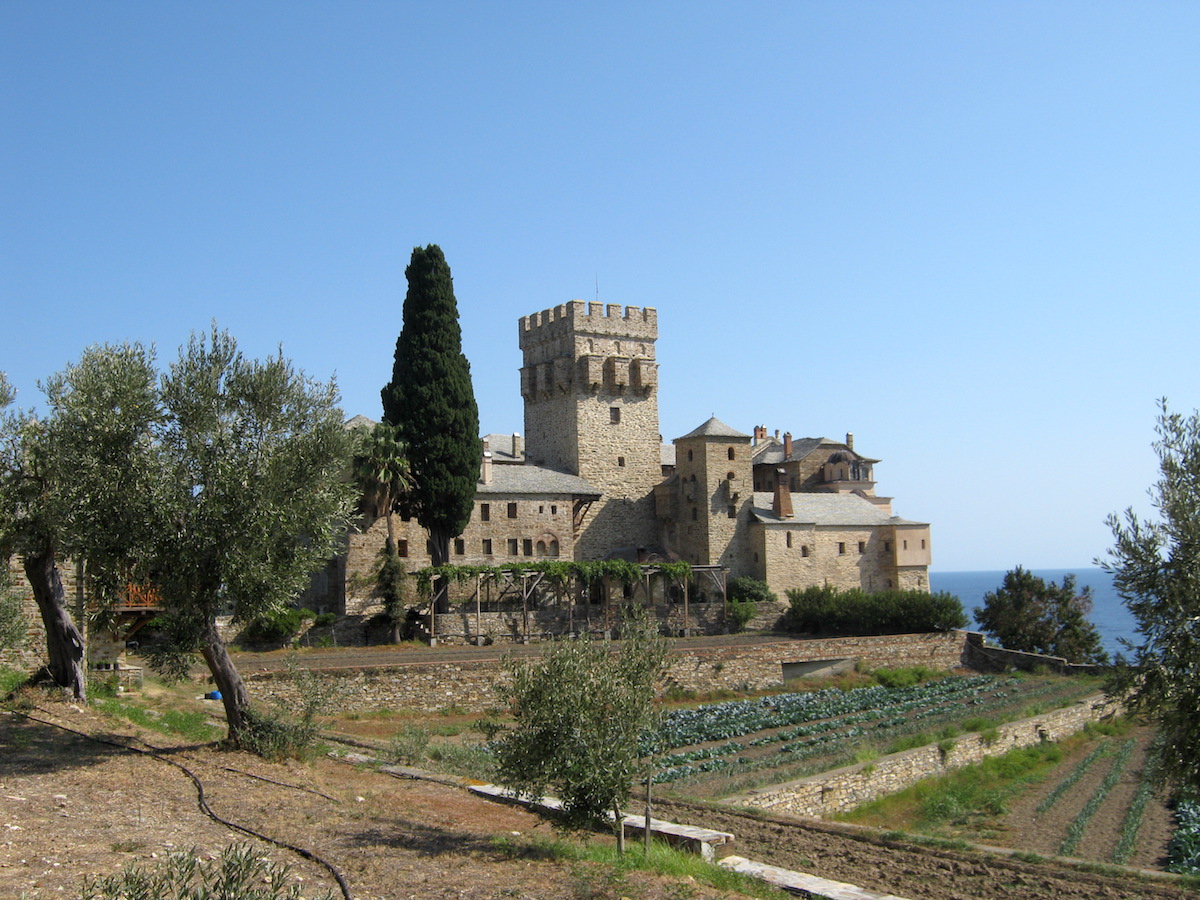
[411, 559, 727, 644]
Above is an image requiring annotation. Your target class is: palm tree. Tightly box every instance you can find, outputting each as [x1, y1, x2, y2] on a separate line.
[352, 421, 412, 552]
[352, 421, 414, 642]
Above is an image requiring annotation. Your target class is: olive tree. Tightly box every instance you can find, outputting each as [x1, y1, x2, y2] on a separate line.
[489, 608, 667, 849]
[152, 327, 355, 743]
[0, 348, 159, 698]
[1104, 399, 1200, 794]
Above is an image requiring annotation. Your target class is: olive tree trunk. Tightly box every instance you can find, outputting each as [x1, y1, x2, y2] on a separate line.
[23, 545, 87, 700]
[199, 617, 252, 742]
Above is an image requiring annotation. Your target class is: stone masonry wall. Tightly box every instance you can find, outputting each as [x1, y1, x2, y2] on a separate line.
[736, 694, 1121, 817]
[246, 631, 973, 713]
[759, 525, 896, 595]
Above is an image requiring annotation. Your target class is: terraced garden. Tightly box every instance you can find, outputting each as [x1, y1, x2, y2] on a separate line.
[648, 671, 1101, 800]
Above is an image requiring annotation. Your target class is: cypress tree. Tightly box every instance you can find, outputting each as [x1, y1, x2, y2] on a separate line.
[382, 245, 479, 590]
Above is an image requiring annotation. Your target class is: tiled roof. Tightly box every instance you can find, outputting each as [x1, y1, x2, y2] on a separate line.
[750, 491, 924, 527]
[477, 465, 601, 497]
[676, 416, 751, 441]
[482, 433, 524, 463]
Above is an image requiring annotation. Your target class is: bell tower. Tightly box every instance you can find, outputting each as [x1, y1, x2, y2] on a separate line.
[518, 301, 661, 558]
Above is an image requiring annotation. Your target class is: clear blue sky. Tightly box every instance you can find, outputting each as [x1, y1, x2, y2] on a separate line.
[3, 3, 1197, 572]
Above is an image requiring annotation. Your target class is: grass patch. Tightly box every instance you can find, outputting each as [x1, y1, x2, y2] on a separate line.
[491, 835, 793, 899]
[0, 665, 30, 697]
[93, 696, 221, 743]
[838, 741, 1064, 834]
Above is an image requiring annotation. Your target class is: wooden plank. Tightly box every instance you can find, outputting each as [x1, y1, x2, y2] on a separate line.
[719, 856, 913, 900]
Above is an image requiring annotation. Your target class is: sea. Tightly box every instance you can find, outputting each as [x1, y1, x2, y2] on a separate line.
[929, 568, 1138, 659]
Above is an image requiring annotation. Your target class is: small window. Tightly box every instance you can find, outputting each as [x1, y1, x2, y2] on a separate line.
[550, 505, 557, 515]
[838, 542, 846, 555]
[480, 503, 490, 522]
[523, 538, 533, 556]
[536, 540, 547, 556]
[753, 552, 759, 562]
[921, 539, 926, 549]
[453, 538, 465, 555]
[691, 507, 698, 521]
[726, 471, 735, 481]
[507, 538, 519, 556]
[610, 407, 621, 424]
[482, 539, 493, 555]
[687, 449, 693, 462]
[727, 505, 736, 518]
[397, 539, 408, 558]
[786, 532, 793, 548]
[617, 456, 625, 467]
[549, 539, 559, 557]
[903, 539, 908, 550]
[727, 447, 735, 460]
[858, 541, 866, 554]
[538, 505, 544, 513]
[884, 541, 892, 552]
[507, 502, 518, 518]
[801, 545, 809, 558]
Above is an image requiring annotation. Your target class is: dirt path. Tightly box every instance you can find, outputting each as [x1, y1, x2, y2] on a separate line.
[0, 705, 746, 900]
[4, 702, 1194, 900]
[653, 798, 1195, 900]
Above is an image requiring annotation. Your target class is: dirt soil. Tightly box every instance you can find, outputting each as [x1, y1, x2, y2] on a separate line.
[3, 702, 1196, 900]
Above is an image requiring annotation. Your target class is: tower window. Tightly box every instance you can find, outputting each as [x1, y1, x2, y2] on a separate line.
[838, 542, 846, 555]
[523, 538, 533, 556]
[801, 545, 809, 557]
[617, 456, 625, 467]
[858, 541, 866, 553]
[786, 532, 793, 548]
[507, 502, 518, 518]
[727, 506, 736, 518]
[691, 507, 698, 521]
[453, 538, 465, 555]
[397, 539, 408, 558]
[507, 538, 519, 555]
[687, 449, 693, 461]
[726, 471, 735, 480]
[728, 447, 735, 460]
[610, 407, 621, 424]
[551, 505, 557, 515]
[480, 503, 490, 522]
[482, 539, 493, 555]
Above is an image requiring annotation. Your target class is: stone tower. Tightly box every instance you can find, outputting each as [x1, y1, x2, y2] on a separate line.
[673, 417, 753, 570]
[518, 301, 661, 558]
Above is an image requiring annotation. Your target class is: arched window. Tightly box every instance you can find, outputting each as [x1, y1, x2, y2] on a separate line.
[536, 541, 547, 557]
[786, 532, 793, 548]
[727, 447, 735, 460]
[687, 449, 694, 461]
[549, 540, 560, 557]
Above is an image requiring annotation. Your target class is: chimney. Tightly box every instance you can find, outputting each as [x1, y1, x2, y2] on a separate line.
[481, 450, 493, 485]
[783, 432, 793, 458]
[846, 432, 854, 450]
[774, 429, 780, 440]
[512, 433, 523, 459]
[753, 425, 766, 445]
[772, 468, 793, 519]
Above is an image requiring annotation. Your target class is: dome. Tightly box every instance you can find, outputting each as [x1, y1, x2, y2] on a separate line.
[827, 449, 855, 464]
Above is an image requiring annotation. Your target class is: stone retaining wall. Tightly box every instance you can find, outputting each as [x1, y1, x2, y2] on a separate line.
[734, 694, 1121, 817]
[246, 631, 974, 713]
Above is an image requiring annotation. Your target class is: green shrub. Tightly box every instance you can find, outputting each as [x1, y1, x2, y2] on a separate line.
[783, 585, 966, 635]
[80, 842, 334, 900]
[389, 725, 430, 764]
[313, 612, 338, 628]
[241, 606, 314, 645]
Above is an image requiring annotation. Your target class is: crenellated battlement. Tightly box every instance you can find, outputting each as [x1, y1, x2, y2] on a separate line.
[519, 300, 657, 347]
